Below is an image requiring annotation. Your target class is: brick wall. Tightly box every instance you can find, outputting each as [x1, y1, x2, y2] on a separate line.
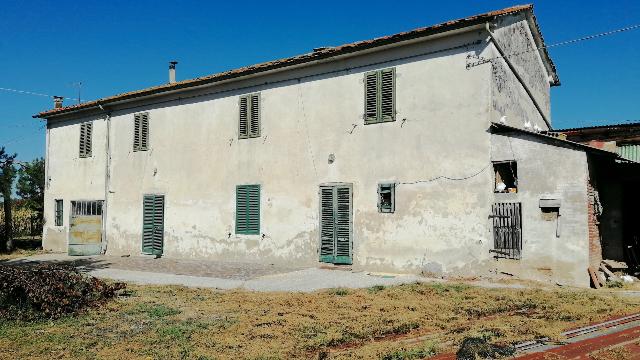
[587, 181, 602, 267]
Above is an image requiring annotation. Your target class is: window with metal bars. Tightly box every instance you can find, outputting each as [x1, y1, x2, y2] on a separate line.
[490, 202, 522, 260]
[71, 200, 103, 216]
[133, 112, 149, 151]
[364, 68, 395, 124]
[239, 94, 260, 139]
[79, 122, 93, 158]
[54, 199, 63, 226]
[235, 185, 260, 235]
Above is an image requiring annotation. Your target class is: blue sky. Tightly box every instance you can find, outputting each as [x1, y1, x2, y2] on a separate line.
[1, 0, 638, 162]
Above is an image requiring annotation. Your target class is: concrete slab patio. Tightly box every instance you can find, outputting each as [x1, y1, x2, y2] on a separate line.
[7, 253, 443, 292]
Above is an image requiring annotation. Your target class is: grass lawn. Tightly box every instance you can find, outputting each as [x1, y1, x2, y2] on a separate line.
[1, 282, 639, 359]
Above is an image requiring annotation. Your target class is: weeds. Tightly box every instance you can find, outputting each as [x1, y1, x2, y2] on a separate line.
[1, 282, 639, 359]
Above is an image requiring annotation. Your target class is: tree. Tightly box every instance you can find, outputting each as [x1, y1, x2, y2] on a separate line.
[0, 147, 17, 253]
[17, 158, 45, 217]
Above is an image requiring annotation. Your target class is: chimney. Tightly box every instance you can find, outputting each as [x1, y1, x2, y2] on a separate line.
[53, 96, 64, 109]
[169, 61, 178, 84]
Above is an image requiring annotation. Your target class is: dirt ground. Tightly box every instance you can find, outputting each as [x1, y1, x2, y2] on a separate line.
[2, 281, 640, 359]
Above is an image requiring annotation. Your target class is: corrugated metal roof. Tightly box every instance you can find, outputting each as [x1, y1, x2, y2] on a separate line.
[554, 122, 640, 133]
[491, 122, 621, 158]
[34, 4, 559, 119]
[617, 144, 640, 162]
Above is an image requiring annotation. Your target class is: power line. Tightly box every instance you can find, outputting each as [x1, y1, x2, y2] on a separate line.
[0, 86, 79, 102]
[468, 23, 640, 67]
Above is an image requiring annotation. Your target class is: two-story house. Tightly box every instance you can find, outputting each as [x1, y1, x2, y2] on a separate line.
[35, 5, 625, 287]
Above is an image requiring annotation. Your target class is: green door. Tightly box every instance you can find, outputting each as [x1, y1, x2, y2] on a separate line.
[142, 194, 165, 255]
[319, 185, 353, 264]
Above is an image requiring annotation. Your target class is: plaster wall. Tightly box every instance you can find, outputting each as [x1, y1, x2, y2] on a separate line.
[43, 30, 498, 274]
[491, 132, 590, 287]
[43, 115, 107, 251]
[490, 13, 552, 131]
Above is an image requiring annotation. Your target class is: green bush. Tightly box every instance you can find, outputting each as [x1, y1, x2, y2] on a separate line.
[0, 263, 125, 320]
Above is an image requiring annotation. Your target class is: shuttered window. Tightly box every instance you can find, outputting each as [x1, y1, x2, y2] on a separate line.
[133, 112, 149, 151]
[79, 122, 93, 158]
[142, 194, 164, 255]
[239, 94, 260, 139]
[364, 68, 395, 124]
[235, 184, 260, 235]
[54, 199, 63, 226]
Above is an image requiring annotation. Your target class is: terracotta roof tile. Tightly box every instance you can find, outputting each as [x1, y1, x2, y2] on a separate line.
[35, 4, 556, 119]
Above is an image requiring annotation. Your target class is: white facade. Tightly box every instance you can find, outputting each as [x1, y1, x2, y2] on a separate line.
[41, 10, 597, 286]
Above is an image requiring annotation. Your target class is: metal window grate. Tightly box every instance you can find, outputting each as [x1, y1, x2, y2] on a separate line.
[55, 199, 63, 226]
[71, 200, 103, 216]
[491, 202, 522, 260]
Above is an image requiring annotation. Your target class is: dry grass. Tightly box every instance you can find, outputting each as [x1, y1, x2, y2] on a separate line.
[1, 282, 639, 359]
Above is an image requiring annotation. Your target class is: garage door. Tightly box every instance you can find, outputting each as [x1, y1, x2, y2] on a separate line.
[68, 200, 103, 256]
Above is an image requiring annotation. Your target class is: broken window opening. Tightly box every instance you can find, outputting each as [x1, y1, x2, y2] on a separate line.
[494, 161, 518, 193]
[378, 183, 395, 213]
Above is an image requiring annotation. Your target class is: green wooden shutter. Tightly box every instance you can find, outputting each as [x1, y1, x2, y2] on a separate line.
[319, 187, 335, 263]
[334, 186, 352, 264]
[239, 96, 249, 138]
[79, 122, 92, 158]
[142, 194, 164, 255]
[364, 71, 378, 123]
[236, 185, 260, 235]
[152, 195, 164, 254]
[364, 68, 395, 124]
[142, 195, 155, 253]
[134, 113, 149, 151]
[79, 123, 86, 157]
[133, 114, 141, 150]
[249, 94, 260, 137]
[140, 113, 149, 150]
[380, 68, 395, 122]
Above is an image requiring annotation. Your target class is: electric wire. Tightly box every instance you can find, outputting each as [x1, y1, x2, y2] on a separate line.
[0, 86, 79, 102]
[475, 23, 640, 65]
[398, 164, 491, 186]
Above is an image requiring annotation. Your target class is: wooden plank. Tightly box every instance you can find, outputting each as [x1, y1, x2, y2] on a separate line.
[589, 266, 602, 289]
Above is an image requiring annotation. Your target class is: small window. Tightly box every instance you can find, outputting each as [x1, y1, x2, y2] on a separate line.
[493, 161, 517, 193]
[55, 199, 63, 226]
[239, 93, 260, 139]
[364, 68, 395, 124]
[236, 184, 260, 235]
[79, 122, 93, 158]
[133, 112, 149, 151]
[378, 183, 395, 213]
